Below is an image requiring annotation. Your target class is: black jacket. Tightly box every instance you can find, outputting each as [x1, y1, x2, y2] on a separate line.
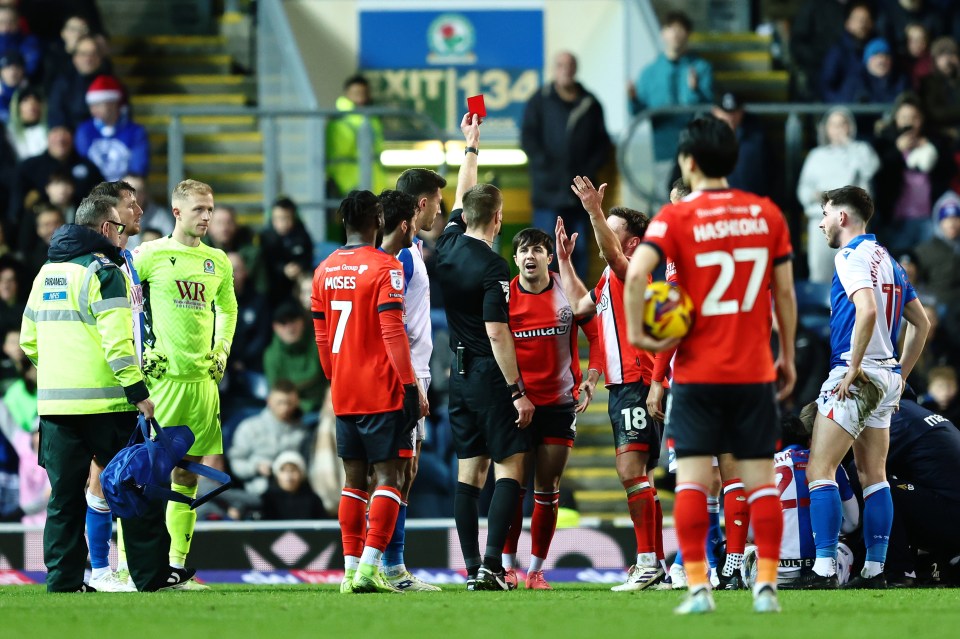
[260, 483, 328, 521]
[259, 223, 313, 304]
[8, 151, 104, 234]
[47, 64, 110, 130]
[48, 223, 124, 265]
[521, 83, 611, 210]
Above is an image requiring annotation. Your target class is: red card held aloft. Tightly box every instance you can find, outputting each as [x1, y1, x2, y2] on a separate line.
[467, 94, 486, 122]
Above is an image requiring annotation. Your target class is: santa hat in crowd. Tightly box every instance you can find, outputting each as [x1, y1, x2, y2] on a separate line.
[86, 75, 124, 106]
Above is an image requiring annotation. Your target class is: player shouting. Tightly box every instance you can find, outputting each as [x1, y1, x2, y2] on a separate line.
[499, 228, 602, 589]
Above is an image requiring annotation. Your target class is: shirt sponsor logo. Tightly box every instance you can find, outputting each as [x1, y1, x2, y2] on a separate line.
[692, 217, 769, 243]
[513, 325, 570, 339]
[325, 264, 369, 274]
[175, 280, 207, 310]
[204, 259, 215, 274]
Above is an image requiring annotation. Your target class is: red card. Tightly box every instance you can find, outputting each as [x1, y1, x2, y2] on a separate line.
[467, 94, 486, 122]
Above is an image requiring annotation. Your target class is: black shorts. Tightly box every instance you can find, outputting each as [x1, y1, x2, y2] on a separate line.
[531, 405, 577, 448]
[449, 356, 531, 462]
[336, 399, 415, 464]
[665, 382, 780, 460]
[607, 382, 661, 465]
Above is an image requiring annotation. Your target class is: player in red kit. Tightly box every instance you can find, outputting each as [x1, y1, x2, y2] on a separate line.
[556, 179, 667, 591]
[624, 116, 797, 614]
[499, 228, 603, 589]
[312, 190, 423, 595]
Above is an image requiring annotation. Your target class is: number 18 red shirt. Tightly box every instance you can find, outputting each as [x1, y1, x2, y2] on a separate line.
[643, 189, 792, 385]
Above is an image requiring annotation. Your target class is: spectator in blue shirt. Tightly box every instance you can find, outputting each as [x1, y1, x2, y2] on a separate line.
[0, 50, 26, 123]
[74, 75, 149, 182]
[629, 10, 712, 200]
[0, 6, 41, 82]
[860, 38, 908, 103]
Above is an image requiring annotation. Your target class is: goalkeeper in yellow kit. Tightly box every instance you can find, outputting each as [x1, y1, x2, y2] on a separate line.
[133, 179, 237, 589]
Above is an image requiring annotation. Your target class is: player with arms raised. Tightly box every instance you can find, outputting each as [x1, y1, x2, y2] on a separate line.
[624, 116, 797, 614]
[499, 228, 602, 589]
[557, 182, 668, 591]
[133, 179, 237, 589]
[312, 190, 421, 594]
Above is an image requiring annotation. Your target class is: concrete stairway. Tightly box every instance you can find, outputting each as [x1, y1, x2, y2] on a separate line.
[689, 32, 789, 102]
[109, 34, 263, 223]
[566, 361, 673, 523]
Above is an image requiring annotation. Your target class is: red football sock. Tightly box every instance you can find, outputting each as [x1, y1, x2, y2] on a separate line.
[722, 479, 749, 555]
[675, 483, 710, 588]
[530, 490, 560, 559]
[365, 486, 402, 552]
[748, 485, 783, 586]
[502, 488, 527, 555]
[654, 495, 664, 561]
[624, 476, 656, 555]
[338, 487, 369, 558]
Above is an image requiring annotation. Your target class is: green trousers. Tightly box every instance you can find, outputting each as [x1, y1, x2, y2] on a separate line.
[39, 412, 171, 592]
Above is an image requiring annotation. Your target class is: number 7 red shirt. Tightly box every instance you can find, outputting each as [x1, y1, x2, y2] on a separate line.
[642, 188, 793, 385]
[312, 244, 413, 415]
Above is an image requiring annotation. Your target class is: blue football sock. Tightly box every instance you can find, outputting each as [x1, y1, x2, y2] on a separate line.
[707, 496, 722, 569]
[809, 480, 842, 560]
[674, 547, 684, 567]
[863, 482, 892, 564]
[86, 505, 112, 570]
[384, 502, 407, 569]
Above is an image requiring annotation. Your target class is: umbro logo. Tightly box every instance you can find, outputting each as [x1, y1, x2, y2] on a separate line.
[185, 533, 192, 542]
[170, 257, 177, 266]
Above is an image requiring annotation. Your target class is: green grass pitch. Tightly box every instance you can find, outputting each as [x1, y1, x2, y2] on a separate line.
[1, 584, 957, 638]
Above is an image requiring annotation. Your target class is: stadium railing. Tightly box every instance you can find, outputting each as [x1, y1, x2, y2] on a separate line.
[166, 106, 451, 242]
[619, 103, 891, 211]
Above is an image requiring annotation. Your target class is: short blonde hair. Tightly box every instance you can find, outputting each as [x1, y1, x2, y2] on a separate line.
[171, 179, 213, 208]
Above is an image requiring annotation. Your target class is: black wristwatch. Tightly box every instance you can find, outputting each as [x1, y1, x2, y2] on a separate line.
[464, 146, 479, 156]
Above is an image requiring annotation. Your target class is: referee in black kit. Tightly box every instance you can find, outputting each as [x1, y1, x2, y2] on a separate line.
[436, 113, 535, 591]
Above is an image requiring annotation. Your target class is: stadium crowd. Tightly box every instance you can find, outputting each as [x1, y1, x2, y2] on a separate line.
[0, 0, 959, 599]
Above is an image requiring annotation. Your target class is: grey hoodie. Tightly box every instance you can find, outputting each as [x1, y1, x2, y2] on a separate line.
[797, 107, 880, 219]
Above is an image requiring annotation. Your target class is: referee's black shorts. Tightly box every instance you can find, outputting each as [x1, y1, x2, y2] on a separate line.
[448, 355, 531, 462]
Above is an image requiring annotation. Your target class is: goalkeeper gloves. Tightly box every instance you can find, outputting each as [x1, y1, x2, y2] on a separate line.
[142, 348, 168, 379]
[206, 347, 228, 384]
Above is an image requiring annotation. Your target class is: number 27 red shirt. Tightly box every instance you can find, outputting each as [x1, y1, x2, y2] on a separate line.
[643, 189, 792, 385]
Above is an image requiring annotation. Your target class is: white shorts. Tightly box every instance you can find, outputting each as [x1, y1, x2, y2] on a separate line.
[416, 376, 430, 443]
[667, 442, 718, 474]
[816, 364, 902, 438]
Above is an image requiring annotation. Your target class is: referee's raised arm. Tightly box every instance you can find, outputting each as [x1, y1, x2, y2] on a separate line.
[442, 113, 481, 236]
[434, 112, 535, 590]
[454, 113, 481, 209]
